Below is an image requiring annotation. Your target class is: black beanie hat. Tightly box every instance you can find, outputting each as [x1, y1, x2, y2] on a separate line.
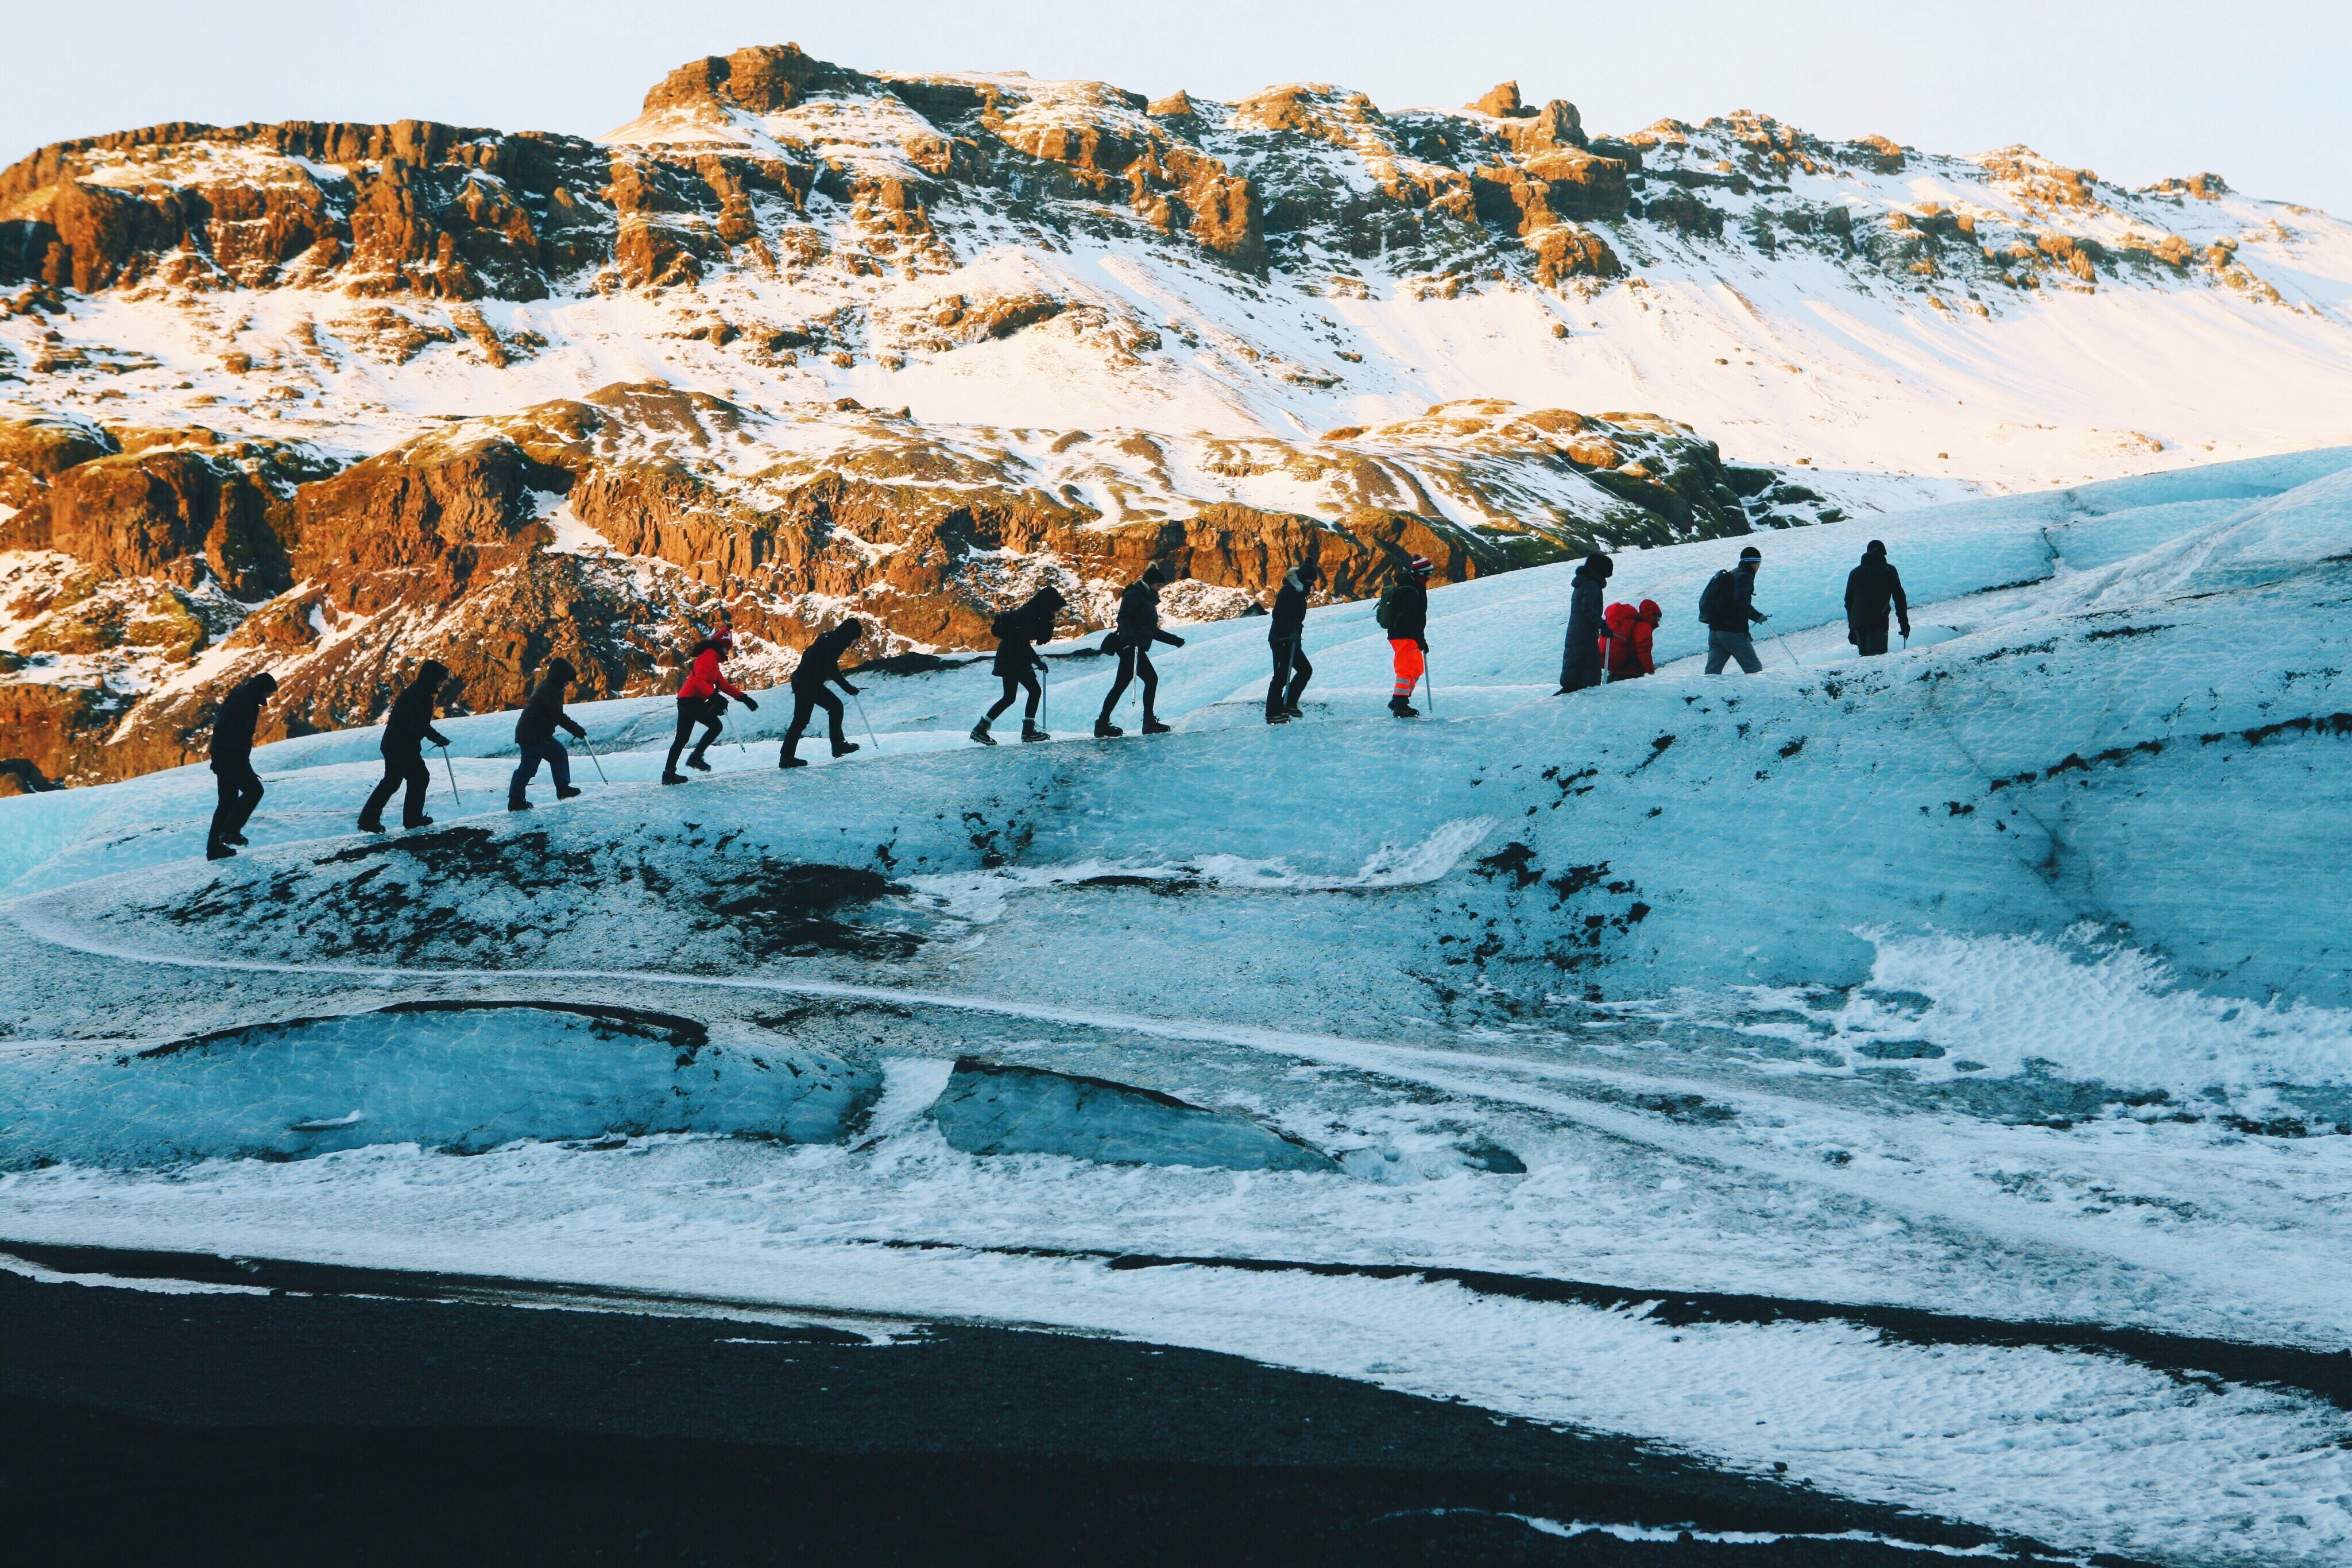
[1739, 545, 1762, 563]
[1143, 563, 1168, 586]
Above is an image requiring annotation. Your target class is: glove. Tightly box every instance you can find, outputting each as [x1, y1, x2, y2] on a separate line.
[1165, 634, 1186, 648]
[1899, 621, 1912, 638]
[1417, 637, 1428, 651]
[840, 683, 859, 696]
[741, 696, 759, 711]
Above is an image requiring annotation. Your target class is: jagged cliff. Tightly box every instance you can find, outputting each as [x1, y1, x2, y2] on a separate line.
[2, 43, 2348, 786]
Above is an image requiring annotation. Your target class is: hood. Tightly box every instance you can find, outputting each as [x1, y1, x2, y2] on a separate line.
[1637, 599, 1662, 622]
[243, 672, 278, 699]
[1576, 552, 1614, 582]
[544, 657, 577, 686]
[416, 660, 448, 691]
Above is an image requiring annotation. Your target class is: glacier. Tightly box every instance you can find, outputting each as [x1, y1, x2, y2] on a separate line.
[5, 447, 2352, 1564]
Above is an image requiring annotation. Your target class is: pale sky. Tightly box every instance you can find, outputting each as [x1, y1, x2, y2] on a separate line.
[6, 1, 2347, 216]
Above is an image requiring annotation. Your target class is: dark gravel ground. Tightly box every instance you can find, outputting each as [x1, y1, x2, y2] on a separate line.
[0, 1247, 2094, 1566]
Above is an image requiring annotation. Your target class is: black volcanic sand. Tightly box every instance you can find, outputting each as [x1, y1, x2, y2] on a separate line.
[0, 1248, 2099, 1566]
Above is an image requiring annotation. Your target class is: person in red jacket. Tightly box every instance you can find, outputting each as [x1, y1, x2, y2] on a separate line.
[663, 632, 756, 784]
[1599, 599, 1664, 679]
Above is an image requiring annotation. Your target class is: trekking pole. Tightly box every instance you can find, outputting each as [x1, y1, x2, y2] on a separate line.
[1778, 635, 1802, 669]
[1421, 651, 1437, 714]
[579, 732, 609, 785]
[436, 744, 462, 806]
[853, 692, 881, 753]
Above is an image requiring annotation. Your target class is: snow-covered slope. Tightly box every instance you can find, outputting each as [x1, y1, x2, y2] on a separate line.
[6, 450, 2352, 1563]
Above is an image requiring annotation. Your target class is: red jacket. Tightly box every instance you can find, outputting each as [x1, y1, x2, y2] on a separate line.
[678, 646, 747, 703]
[1600, 601, 1661, 677]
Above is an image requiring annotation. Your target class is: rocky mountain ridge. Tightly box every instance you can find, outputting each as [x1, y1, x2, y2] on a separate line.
[3, 42, 2350, 787]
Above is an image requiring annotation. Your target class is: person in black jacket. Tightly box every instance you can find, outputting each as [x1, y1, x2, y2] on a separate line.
[780, 618, 866, 768]
[206, 671, 277, 861]
[359, 660, 451, 833]
[1556, 552, 1614, 694]
[1095, 564, 1185, 738]
[1265, 560, 1320, 723]
[973, 587, 1065, 745]
[1844, 540, 1910, 656]
[1384, 555, 1432, 717]
[1700, 545, 1769, 675]
[509, 657, 588, 811]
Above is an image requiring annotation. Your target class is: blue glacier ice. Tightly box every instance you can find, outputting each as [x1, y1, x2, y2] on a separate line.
[0, 1001, 877, 1169]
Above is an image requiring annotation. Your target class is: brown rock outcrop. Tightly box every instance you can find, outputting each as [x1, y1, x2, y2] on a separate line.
[44, 450, 290, 597]
[1497, 100, 1588, 154]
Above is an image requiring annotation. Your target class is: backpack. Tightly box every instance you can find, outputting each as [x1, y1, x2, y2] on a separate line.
[1697, 570, 1735, 626]
[1375, 583, 1396, 629]
[992, 609, 1016, 641]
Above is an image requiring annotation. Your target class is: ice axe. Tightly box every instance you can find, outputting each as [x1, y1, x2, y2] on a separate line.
[579, 731, 609, 785]
[1777, 634, 1802, 669]
[435, 743, 461, 806]
[1420, 649, 1437, 714]
[852, 691, 881, 753]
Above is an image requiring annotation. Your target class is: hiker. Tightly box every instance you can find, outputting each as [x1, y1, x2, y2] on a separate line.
[1266, 559, 1320, 723]
[205, 671, 277, 860]
[779, 617, 865, 768]
[509, 657, 587, 811]
[1379, 555, 1432, 717]
[1601, 600, 1663, 679]
[664, 632, 755, 784]
[1556, 552, 1613, 693]
[1094, 564, 1185, 738]
[358, 660, 451, 833]
[972, 587, 1065, 745]
[1700, 545, 1769, 674]
[1845, 540, 1910, 656]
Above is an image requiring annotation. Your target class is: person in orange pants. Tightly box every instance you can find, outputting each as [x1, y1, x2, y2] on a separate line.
[1381, 555, 1432, 717]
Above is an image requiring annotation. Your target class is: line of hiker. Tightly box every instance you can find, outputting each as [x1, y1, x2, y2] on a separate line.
[193, 537, 1916, 859]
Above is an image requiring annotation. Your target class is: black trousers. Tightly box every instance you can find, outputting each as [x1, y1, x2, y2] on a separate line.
[1098, 645, 1158, 721]
[1267, 639, 1312, 715]
[986, 670, 1042, 723]
[782, 686, 847, 757]
[361, 752, 431, 827]
[1852, 616, 1891, 656]
[665, 696, 723, 774]
[209, 757, 263, 847]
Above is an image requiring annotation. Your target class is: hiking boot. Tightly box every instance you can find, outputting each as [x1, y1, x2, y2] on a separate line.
[206, 842, 235, 861]
[556, 786, 582, 800]
[508, 799, 533, 812]
[404, 816, 435, 829]
[357, 817, 386, 835]
[970, 722, 996, 746]
[661, 773, 690, 785]
[225, 834, 249, 846]
[1388, 696, 1420, 718]
[1094, 718, 1123, 738]
[1021, 722, 1050, 742]
[1266, 710, 1292, 725]
[1282, 705, 1304, 719]
[778, 756, 808, 769]
[1142, 719, 1171, 735]
[685, 754, 713, 772]
[833, 741, 860, 758]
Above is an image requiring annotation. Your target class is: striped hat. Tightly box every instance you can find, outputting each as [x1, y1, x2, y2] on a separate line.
[1407, 554, 1433, 576]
